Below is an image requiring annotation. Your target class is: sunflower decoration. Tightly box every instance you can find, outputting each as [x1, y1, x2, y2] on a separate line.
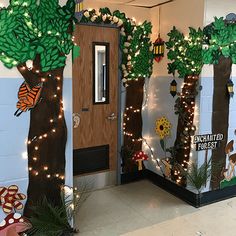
[155, 116, 172, 140]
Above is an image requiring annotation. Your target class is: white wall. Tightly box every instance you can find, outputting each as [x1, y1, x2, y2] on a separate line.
[143, 0, 205, 177]
[151, 0, 205, 77]
[0, 0, 73, 222]
[84, 0, 151, 23]
[198, 0, 236, 192]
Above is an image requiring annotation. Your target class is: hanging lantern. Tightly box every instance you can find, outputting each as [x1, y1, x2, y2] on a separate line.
[227, 79, 234, 97]
[75, 0, 84, 22]
[170, 79, 177, 97]
[153, 34, 165, 63]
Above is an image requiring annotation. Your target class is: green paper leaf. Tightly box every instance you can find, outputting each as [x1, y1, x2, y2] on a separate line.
[222, 46, 230, 57]
[36, 46, 44, 54]
[72, 45, 80, 62]
[160, 139, 165, 152]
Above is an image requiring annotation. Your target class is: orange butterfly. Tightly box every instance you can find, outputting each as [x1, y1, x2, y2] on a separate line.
[14, 82, 43, 117]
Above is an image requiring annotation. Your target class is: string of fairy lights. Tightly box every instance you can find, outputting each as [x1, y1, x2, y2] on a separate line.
[122, 81, 166, 178]
[20, 36, 78, 180]
[122, 76, 199, 184]
[175, 77, 198, 184]
[22, 70, 65, 180]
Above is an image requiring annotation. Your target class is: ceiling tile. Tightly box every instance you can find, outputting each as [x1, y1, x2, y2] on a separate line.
[127, 0, 172, 7]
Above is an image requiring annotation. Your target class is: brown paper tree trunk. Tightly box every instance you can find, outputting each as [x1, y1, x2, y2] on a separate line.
[211, 56, 232, 190]
[123, 78, 145, 172]
[17, 60, 67, 216]
[173, 75, 198, 184]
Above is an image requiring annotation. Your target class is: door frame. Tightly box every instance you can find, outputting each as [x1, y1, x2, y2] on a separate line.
[73, 23, 122, 185]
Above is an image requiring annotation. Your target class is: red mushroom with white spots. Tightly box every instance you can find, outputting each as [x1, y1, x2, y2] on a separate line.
[0, 213, 31, 236]
[132, 151, 149, 171]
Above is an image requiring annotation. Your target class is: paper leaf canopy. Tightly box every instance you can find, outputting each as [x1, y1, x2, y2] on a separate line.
[203, 17, 236, 64]
[166, 26, 203, 78]
[0, 0, 75, 72]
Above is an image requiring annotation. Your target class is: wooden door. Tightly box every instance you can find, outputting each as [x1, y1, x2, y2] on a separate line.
[73, 25, 119, 176]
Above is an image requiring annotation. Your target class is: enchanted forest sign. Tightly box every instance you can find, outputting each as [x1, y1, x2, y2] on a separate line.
[193, 134, 224, 151]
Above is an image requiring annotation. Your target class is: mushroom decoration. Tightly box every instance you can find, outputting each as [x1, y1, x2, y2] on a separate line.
[0, 185, 26, 214]
[0, 213, 31, 236]
[132, 151, 148, 171]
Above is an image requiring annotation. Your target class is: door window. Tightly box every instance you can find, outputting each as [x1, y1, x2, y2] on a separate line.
[93, 42, 109, 104]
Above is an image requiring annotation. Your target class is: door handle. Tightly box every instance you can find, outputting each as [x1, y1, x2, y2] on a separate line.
[107, 113, 117, 121]
[73, 113, 81, 128]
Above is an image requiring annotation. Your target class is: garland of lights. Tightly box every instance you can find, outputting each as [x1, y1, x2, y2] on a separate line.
[80, 7, 154, 86]
[123, 105, 166, 177]
[166, 27, 203, 184]
[25, 73, 65, 180]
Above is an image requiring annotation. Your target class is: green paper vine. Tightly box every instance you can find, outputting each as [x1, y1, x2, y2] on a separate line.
[80, 8, 154, 83]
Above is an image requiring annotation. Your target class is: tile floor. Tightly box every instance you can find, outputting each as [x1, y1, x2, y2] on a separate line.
[75, 179, 236, 236]
[122, 196, 236, 236]
[75, 180, 198, 235]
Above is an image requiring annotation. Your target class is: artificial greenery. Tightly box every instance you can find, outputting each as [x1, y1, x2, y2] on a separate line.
[26, 196, 75, 236]
[0, 0, 75, 71]
[26, 186, 89, 236]
[203, 17, 236, 64]
[179, 159, 212, 194]
[80, 8, 154, 84]
[166, 27, 203, 77]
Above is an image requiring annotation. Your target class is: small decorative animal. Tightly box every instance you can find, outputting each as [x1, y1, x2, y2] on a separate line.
[223, 140, 236, 181]
[14, 82, 42, 117]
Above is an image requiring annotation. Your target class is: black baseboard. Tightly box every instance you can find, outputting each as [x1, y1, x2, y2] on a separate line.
[121, 169, 236, 208]
[121, 170, 146, 184]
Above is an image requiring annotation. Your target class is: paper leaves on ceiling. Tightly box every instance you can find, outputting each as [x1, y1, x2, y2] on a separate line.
[81, 8, 154, 84]
[0, 0, 75, 72]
